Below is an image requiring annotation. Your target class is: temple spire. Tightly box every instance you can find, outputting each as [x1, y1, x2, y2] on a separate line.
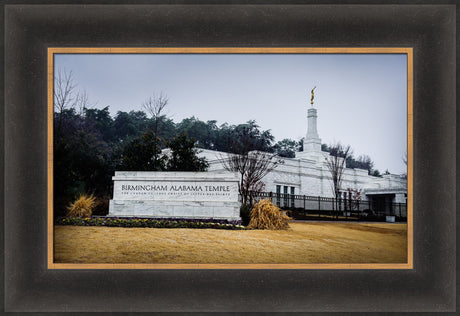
[303, 87, 321, 152]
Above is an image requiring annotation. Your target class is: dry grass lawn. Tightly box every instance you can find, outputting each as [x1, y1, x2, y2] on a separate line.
[54, 222, 407, 264]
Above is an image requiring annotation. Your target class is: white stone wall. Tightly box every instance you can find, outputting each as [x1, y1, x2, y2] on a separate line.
[108, 171, 241, 220]
[196, 148, 407, 201]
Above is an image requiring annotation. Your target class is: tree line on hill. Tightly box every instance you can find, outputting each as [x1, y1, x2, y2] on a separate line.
[54, 105, 382, 215]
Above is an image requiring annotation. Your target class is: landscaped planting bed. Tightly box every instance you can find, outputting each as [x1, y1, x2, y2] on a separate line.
[55, 216, 247, 230]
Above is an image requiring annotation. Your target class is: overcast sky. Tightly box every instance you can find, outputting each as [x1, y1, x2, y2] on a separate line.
[55, 53, 408, 174]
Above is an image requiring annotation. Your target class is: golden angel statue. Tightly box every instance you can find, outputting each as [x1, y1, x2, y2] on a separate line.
[310, 86, 316, 106]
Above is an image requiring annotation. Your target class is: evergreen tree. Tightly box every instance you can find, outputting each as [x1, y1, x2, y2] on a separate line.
[120, 130, 166, 171]
[84, 106, 114, 142]
[166, 133, 209, 171]
[273, 138, 299, 158]
[227, 120, 274, 154]
[112, 110, 149, 142]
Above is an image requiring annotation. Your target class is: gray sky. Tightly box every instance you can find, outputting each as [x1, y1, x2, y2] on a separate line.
[55, 53, 408, 174]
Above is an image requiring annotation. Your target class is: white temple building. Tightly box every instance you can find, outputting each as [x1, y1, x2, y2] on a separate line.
[197, 106, 407, 207]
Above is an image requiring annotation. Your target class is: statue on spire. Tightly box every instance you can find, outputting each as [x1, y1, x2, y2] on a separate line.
[310, 86, 316, 106]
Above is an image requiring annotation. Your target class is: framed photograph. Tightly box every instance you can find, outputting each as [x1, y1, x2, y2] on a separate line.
[3, 3, 456, 313]
[48, 47, 412, 270]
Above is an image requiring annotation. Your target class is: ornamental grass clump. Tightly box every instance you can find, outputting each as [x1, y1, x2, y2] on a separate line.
[66, 194, 97, 218]
[248, 199, 291, 230]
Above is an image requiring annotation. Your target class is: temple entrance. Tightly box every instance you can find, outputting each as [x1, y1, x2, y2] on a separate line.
[366, 194, 396, 216]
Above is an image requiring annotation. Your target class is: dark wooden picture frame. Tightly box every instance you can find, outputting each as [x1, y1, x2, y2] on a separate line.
[3, 3, 456, 312]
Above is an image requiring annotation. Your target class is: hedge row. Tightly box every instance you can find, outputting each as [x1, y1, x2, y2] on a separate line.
[55, 217, 247, 230]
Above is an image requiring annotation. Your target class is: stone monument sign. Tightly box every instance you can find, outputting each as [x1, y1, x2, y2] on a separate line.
[108, 171, 241, 220]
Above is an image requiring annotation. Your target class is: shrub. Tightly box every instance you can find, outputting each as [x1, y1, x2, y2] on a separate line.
[92, 196, 110, 216]
[239, 204, 252, 226]
[66, 194, 97, 218]
[248, 199, 291, 230]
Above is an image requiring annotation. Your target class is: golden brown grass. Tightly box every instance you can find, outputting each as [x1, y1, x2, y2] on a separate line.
[248, 199, 291, 230]
[66, 194, 96, 218]
[54, 222, 407, 264]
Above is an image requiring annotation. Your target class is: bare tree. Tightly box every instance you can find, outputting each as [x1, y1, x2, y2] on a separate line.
[142, 92, 169, 136]
[54, 69, 77, 114]
[54, 69, 78, 131]
[325, 143, 352, 200]
[401, 152, 408, 179]
[220, 127, 282, 206]
[140, 92, 169, 170]
[346, 187, 363, 212]
[222, 150, 282, 206]
[74, 90, 90, 116]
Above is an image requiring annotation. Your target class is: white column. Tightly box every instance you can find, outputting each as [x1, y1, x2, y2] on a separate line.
[307, 108, 319, 138]
[303, 107, 321, 152]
